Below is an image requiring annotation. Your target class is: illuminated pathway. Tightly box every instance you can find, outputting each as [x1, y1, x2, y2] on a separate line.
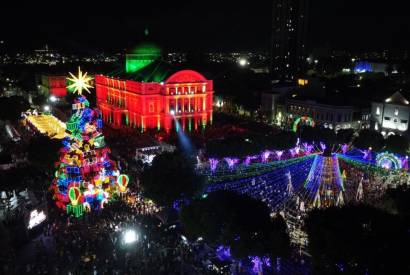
[26, 114, 67, 139]
[205, 149, 408, 212]
[206, 155, 316, 211]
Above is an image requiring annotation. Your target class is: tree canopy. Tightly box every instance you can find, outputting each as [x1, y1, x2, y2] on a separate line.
[379, 185, 410, 219]
[140, 151, 206, 206]
[0, 96, 30, 121]
[305, 205, 409, 274]
[180, 190, 290, 259]
[27, 135, 60, 172]
[299, 126, 336, 146]
[205, 131, 297, 158]
[353, 129, 384, 151]
[384, 134, 409, 155]
[336, 128, 354, 144]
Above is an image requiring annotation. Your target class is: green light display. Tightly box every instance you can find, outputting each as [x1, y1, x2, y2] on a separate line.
[125, 43, 162, 73]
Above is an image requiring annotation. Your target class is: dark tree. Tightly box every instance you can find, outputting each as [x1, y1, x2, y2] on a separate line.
[353, 130, 384, 151]
[32, 95, 47, 106]
[380, 186, 410, 219]
[300, 126, 336, 145]
[205, 131, 296, 159]
[0, 96, 30, 121]
[27, 135, 60, 172]
[140, 151, 206, 206]
[206, 135, 265, 158]
[299, 125, 321, 144]
[180, 190, 290, 259]
[320, 128, 337, 145]
[336, 128, 354, 144]
[270, 131, 297, 150]
[305, 205, 410, 274]
[384, 135, 409, 155]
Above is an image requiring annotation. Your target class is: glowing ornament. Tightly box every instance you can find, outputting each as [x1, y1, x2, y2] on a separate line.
[117, 174, 129, 193]
[67, 186, 84, 217]
[67, 67, 93, 95]
[376, 152, 401, 170]
[68, 186, 81, 205]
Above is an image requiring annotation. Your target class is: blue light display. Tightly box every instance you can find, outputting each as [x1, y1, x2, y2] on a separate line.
[354, 61, 372, 73]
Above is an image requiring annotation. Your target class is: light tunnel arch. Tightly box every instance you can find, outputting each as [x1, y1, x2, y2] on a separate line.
[376, 152, 402, 170]
[293, 116, 315, 132]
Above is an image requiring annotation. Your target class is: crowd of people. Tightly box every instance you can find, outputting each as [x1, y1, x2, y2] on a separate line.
[6, 199, 224, 275]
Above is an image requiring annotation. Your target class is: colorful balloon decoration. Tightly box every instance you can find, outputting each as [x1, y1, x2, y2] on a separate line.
[117, 174, 129, 193]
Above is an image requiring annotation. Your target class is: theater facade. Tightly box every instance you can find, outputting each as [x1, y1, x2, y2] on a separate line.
[95, 69, 213, 132]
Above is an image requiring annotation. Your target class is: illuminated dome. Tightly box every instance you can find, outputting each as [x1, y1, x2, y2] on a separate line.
[126, 41, 162, 74]
[166, 70, 207, 84]
[130, 41, 162, 56]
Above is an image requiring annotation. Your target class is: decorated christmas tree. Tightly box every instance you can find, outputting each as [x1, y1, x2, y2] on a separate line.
[52, 67, 129, 217]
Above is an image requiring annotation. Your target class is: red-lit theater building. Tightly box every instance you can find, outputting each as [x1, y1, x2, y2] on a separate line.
[38, 75, 68, 97]
[95, 70, 213, 132]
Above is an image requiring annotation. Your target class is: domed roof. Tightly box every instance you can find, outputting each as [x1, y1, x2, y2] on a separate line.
[385, 90, 410, 106]
[165, 70, 207, 84]
[129, 41, 162, 56]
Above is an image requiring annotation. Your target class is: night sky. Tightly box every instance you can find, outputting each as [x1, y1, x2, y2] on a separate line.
[1, 1, 409, 53]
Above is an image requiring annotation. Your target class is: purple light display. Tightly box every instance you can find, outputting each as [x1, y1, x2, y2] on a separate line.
[360, 148, 372, 160]
[250, 256, 263, 274]
[249, 256, 272, 274]
[402, 156, 409, 170]
[341, 144, 349, 154]
[224, 157, 239, 169]
[275, 150, 284, 160]
[261, 151, 271, 163]
[303, 143, 313, 154]
[244, 155, 258, 166]
[216, 245, 231, 261]
[209, 158, 219, 172]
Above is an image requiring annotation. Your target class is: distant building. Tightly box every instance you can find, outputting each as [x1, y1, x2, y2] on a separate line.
[38, 75, 67, 97]
[371, 91, 410, 135]
[286, 99, 358, 131]
[271, 0, 308, 80]
[261, 83, 296, 123]
[354, 61, 388, 75]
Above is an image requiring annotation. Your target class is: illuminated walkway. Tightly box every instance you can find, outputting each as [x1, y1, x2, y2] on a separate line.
[26, 114, 67, 139]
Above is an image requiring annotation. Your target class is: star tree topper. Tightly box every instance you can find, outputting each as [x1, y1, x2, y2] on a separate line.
[67, 67, 93, 95]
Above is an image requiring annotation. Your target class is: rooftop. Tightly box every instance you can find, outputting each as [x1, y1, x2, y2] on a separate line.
[384, 90, 410, 106]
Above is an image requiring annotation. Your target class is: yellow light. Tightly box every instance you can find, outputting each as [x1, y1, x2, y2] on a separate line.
[26, 114, 67, 139]
[298, 79, 308, 86]
[67, 67, 93, 95]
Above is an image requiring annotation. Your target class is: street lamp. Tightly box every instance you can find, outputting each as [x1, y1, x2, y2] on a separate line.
[123, 229, 138, 244]
[43, 105, 50, 112]
[238, 58, 248, 67]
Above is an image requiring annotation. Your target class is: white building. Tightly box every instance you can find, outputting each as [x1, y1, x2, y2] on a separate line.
[371, 91, 410, 135]
[286, 99, 359, 131]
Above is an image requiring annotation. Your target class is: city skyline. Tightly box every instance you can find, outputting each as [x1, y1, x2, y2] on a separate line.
[1, 1, 410, 53]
